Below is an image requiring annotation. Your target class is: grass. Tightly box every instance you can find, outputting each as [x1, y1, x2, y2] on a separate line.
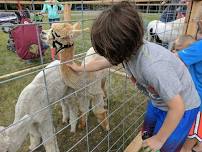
[0, 12, 158, 152]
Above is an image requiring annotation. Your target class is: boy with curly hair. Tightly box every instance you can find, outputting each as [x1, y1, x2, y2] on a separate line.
[67, 2, 200, 151]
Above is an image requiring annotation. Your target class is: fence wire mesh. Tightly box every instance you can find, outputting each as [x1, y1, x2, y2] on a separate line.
[0, 0, 198, 151]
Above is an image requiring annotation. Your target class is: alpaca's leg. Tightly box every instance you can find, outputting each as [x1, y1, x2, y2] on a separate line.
[29, 123, 41, 150]
[69, 104, 79, 133]
[78, 111, 86, 130]
[78, 97, 89, 130]
[92, 95, 110, 131]
[101, 78, 107, 98]
[38, 118, 59, 152]
[60, 99, 69, 123]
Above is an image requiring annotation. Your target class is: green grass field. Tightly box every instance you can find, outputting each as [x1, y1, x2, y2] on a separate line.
[0, 12, 159, 152]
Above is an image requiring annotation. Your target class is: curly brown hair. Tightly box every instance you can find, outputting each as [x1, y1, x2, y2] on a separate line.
[91, 1, 144, 65]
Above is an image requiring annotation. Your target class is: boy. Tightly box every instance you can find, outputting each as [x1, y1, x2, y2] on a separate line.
[67, 2, 200, 151]
[175, 35, 202, 152]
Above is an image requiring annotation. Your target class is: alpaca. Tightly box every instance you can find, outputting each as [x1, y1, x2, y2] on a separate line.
[42, 22, 109, 131]
[0, 115, 32, 152]
[14, 60, 68, 152]
[147, 17, 185, 49]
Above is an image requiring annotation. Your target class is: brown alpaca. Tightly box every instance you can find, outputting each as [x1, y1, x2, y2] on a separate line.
[41, 21, 109, 131]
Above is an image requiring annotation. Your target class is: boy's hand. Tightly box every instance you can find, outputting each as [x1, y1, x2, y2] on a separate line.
[142, 135, 163, 152]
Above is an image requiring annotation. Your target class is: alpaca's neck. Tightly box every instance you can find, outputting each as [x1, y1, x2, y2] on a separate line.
[59, 46, 81, 88]
[59, 46, 91, 89]
[60, 46, 74, 63]
[60, 46, 74, 74]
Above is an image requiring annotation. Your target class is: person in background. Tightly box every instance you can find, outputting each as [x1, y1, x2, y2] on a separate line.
[40, 0, 64, 60]
[40, 0, 64, 24]
[174, 33, 202, 152]
[160, 0, 187, 22]
[159, 0, 188, 49]
[67, 2, 200, 151]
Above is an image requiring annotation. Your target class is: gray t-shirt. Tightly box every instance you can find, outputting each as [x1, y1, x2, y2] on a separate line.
[123, 40, 200, 111]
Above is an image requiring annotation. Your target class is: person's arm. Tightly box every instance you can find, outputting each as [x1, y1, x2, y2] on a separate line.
[67, 57, 112, 72]
[157, 95, 184, 141]
[143, 95, 184, 150]
[40, 4, 47, 14]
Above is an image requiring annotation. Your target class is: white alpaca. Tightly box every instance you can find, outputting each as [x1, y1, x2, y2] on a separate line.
[147, 17, 185, 49]
[41, 22, 110, 131]
[14, 60, 68, 152]
[5, 48, 108, 152]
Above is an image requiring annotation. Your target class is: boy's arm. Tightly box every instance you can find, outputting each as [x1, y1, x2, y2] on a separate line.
[143, 95, 185, 150]
[67, 57, 112, 72]
[157, 95, 184, 141]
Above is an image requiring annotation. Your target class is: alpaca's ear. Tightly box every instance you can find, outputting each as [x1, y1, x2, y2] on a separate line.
[72, 22, 80, 30]
[70, 22, 89, 39]
[69, 22, 81, 39]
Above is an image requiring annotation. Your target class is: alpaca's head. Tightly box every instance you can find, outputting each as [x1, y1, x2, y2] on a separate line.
[0, 115, 31, 152]
[41, 22, 87, 53]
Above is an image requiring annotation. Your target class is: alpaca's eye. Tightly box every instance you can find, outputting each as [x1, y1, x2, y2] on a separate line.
[69, 34, 73, 39]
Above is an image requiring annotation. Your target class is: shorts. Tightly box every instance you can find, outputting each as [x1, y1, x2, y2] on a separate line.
[142, 100, 199, 152]
[188, 111, 202, 142]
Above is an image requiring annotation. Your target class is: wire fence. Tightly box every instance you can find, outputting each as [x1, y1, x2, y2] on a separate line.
[0, 0, 198, 152]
